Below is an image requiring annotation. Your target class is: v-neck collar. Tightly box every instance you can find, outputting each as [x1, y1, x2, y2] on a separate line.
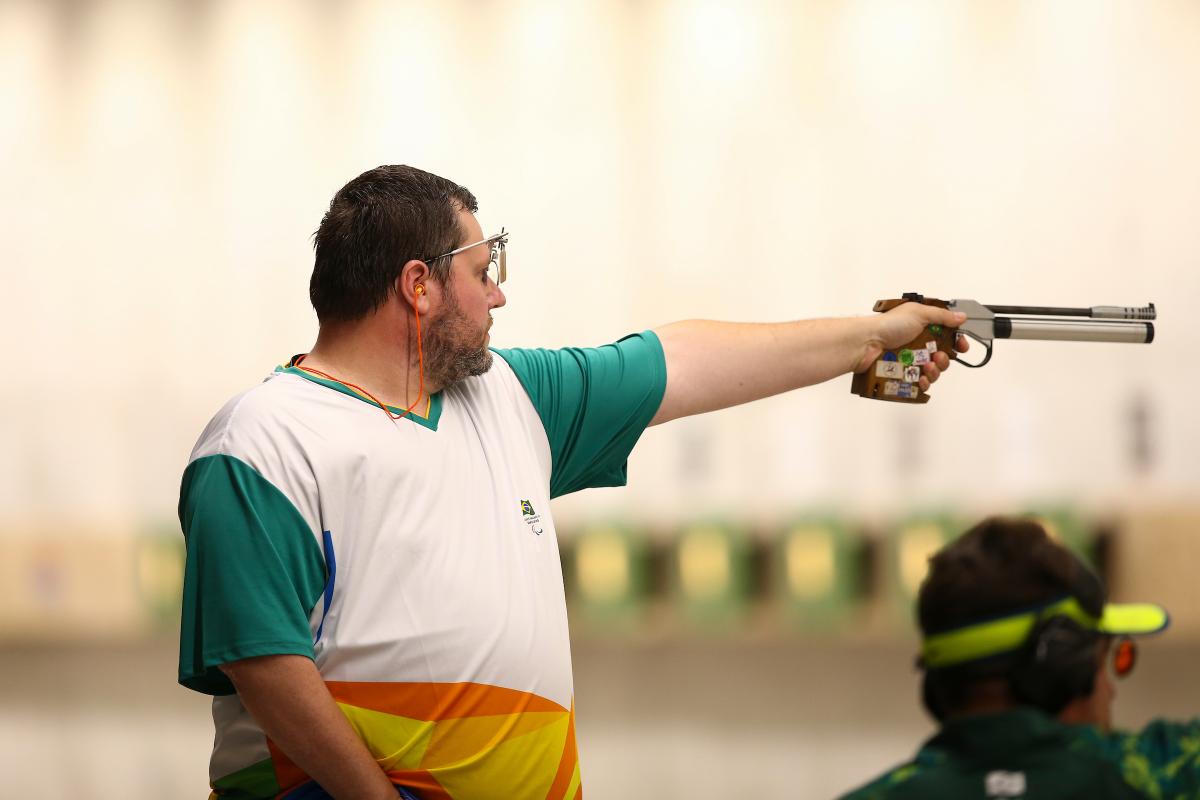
[276, 360, 443, 432]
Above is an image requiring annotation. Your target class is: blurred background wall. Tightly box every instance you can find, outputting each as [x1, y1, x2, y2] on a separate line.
[1, 0, 1198, 797]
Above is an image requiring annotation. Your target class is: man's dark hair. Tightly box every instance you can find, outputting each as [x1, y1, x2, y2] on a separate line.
[919, 517, 1104, 635]
[918, 517, 1106, 717]
[310, 165, 478, 323]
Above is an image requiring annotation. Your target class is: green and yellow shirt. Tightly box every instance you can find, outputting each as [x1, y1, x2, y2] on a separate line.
[840, 708, 1200, 800]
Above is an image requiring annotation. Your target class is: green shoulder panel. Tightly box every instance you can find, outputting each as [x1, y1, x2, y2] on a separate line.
[177, 454, 327, 695]
[838, 761, 926, 800]
[1079, 718, 1200, 798]
[495, 331, 667, 499]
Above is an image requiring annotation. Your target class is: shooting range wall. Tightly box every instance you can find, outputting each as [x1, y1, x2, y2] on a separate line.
[2, 0, 1198, 797]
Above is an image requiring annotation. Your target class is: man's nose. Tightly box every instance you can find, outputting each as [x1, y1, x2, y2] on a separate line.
[491, 285, 507, 309]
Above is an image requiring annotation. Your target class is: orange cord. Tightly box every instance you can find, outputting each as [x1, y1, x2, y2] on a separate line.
[294, 301, 425, 421]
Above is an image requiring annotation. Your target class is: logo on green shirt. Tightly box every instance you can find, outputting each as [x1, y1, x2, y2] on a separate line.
[985, 771, 1026, 797]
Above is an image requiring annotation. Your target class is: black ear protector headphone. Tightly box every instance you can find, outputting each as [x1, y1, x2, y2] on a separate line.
[1008, 615, 1100, 715]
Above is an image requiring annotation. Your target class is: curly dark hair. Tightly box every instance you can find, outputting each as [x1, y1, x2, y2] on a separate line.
[919, 517, 1104, 635]
[917, 517, 1105, 718]
[310, 165, 478, 323]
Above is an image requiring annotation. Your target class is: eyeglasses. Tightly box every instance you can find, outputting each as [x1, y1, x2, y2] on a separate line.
[426, 228, 509, 285]
[1110, 637, 1137, 679]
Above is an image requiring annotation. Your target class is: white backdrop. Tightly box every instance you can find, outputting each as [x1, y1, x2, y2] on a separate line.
[3, 2, 1200, 798]
[1, 0, 1197, 530]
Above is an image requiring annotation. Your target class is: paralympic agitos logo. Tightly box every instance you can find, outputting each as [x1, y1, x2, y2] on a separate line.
[520, 500, 543, 535]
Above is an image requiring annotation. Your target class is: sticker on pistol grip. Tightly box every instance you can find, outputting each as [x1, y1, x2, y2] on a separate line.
[876, 361, 905, 380]
[898, 382, 919, 399]
[926, 341, 938, 352]
[883, 380, 900, 396]
[904, 366, 921, 383]
[912, 350, 931, 365]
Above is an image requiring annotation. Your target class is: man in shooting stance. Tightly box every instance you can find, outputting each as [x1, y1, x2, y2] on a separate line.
[840, 517, 1196, 799]
[178, 164, 970, 799]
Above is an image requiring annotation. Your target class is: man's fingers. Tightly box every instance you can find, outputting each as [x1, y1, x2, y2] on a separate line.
[928, 308, 967, 326]
[955, 333, 970, 353]
[932, 351, 950, 370]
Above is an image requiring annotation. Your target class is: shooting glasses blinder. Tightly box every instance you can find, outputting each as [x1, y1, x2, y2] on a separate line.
[427, 228, 508, 285]
[1110, 637, 1137, 679]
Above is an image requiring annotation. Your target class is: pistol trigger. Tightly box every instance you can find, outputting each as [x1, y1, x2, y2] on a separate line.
[954, 330, 993, 368]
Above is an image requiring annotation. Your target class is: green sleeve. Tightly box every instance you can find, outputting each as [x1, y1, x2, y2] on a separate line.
[494, 331, 667, 499]
[177, 454, 327, 695]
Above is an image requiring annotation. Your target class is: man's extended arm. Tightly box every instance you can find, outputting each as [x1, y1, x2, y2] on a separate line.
[649, 304, 967, 425]
[220, 655, 396, 800]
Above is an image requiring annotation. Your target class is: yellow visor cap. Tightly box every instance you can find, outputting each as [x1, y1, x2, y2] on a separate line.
[921, 597, 1170, 670]
[1098, 602, 1170, 636]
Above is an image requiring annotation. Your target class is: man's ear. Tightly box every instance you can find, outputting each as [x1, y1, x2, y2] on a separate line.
[397, 259, 432, 311]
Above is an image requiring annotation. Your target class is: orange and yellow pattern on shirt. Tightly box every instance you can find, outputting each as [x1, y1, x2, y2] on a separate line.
[262, 682, 581, 800]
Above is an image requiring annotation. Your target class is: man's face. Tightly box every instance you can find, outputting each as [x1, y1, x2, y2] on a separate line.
[420, 210, 507, 388]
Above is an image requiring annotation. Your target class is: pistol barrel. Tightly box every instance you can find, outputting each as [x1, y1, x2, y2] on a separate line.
[985, 303, 1156, 320]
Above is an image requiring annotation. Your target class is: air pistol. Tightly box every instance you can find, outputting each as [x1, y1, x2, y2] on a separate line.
[851, 293, 1156, 404]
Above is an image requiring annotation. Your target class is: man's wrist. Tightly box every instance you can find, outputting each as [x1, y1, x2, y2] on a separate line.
[852, 315, 886, 374]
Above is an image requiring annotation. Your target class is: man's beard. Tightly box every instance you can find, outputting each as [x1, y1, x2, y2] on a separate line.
[419, 285, 492, 389]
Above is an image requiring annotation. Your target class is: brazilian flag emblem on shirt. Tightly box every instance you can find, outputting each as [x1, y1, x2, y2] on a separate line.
[521, 500, 536, 516]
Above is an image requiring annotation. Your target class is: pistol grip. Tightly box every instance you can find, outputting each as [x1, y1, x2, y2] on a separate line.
[851, 295, 957, 404]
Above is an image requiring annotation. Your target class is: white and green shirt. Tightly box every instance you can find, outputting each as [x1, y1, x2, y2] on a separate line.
[178, 332, 666, 800]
